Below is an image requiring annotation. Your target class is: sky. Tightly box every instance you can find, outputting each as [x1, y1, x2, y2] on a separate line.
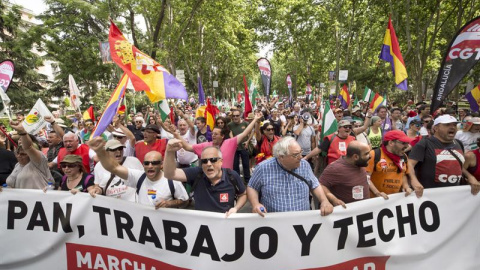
[10, 0, 46, 15]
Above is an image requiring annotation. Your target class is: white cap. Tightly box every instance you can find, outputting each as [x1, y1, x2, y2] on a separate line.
[433, 115, 459, 126]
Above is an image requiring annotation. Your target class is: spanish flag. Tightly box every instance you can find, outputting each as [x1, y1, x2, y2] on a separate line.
[379, 17, 408, 90]
[83, 106, 95, 122]
[108, 21, 188, 103]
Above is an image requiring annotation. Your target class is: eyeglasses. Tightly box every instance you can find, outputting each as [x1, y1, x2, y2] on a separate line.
[107, 147, 124, 152]
[265, 128, 274, 131]
[60, 164, 78, 168]
[143, 160, 162, 166]
[217, 122, 224, 124]
[200, 157, 222, 164]
[288, 152, 303, 159]
[232, 115, 240, 117]
[342, 125, 352, 129]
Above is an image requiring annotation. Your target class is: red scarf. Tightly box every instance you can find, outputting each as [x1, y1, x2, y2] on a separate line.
[256, 135, 280, 163]
[381, 144, 404, 171]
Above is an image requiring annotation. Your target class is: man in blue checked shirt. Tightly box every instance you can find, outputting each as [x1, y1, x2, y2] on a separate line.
[247, 136, 334, 217]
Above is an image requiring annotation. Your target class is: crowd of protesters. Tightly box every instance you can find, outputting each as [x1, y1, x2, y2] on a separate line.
[1, 95, 479, 217]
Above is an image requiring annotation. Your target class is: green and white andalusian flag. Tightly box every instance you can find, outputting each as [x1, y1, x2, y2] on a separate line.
[362, 86, 374, 102]
[321, 101, 337, 141]
[249, 80, 258, 107]
[157, 99, 170, 121]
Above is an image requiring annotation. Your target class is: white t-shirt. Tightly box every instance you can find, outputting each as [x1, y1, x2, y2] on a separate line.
[123, 139, 135, 157]
[127, 169, 189, 206]
[455, 131, 480, 151]
[293, 124, 315, 155]
[177, 129, 198, 165]
[94, 157, 144, 202]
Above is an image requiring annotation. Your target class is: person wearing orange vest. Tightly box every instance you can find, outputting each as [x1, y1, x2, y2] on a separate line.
[366, 130, 414, 198]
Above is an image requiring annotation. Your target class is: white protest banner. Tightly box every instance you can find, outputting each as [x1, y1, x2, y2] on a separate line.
[1, 186, 479, 270]
[22, 98, 53, 134]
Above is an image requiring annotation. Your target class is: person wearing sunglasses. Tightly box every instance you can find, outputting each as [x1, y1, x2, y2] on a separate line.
[255, 122, 280, 164]
[134, 124, 167, 164]
[127, 116, 145, 141]
[58, 154, 95, 194]
[163, 139, 246, 216]
[178, 112, 263, 170]
[90, 140, 143, 201]
[248, 136, 333, 217]
[6, 121, 54, 189]
[88, 137, 188, 208]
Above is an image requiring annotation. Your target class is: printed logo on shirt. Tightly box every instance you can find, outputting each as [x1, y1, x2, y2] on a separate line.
[147, 189, 156, 196]
[220, 193, 229, 203]
[352, 185, 364, 200]
[435, 149, 464, 184]
[339, 142, 346, 152]
[379, 159, 388, 171]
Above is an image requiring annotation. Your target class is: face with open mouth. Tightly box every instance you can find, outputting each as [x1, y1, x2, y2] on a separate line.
[434, 123, 458, 143]
[107, 147, 124, 162]
[142, 151, 163, 180]
[201, 147, 223, 181]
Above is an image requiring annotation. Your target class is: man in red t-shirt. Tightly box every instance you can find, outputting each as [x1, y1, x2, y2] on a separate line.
[135, 124, 167, 163]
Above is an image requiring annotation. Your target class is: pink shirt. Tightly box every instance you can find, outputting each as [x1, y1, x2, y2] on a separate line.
[192, 136, 238, 169]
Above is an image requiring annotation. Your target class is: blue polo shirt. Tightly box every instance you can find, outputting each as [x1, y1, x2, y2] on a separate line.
[183, 167, 246, 213]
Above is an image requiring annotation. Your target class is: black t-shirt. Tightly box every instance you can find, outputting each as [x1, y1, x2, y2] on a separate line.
[409, 136, 464, 188]
[127, 125, 144, 141]
[0, 148, 17, 184]
[183, 167, 246, 213]
[60, 173, 95, 192]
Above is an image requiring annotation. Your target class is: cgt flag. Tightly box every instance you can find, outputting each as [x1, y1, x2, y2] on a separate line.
[108, 21, 187, 103]
[431, 16, 480, 113]
[257, 58, 272, 102]
[0, 60, 15, 93]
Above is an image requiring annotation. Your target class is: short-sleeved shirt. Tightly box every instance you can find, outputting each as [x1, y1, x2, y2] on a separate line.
[320, 157, 369, 203]
[294, 124, 315, 156]
[248, 158, 319, 212]
[7, 153, 53, 189]
[228, 121, 249, 150]
[409, 136, 464, 188]
[177, 129, 198, 165]
[60, 173, 95, 192]
[94, 157, 144, 202]
[366, 148, 409, 195]
[455, 131, 480, 152]
[127, 125, 144, 141]
[192, 136, 238, 169]
[183, 167, 246, 213]
[127, 169, 189, 206]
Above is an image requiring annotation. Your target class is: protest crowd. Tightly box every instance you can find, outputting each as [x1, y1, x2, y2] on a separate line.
[2, 95, 480, 217]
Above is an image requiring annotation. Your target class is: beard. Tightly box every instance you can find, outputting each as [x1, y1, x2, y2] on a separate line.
[354, 157, 369, 167]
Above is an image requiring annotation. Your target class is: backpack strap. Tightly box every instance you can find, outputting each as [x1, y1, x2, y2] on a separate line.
[83, 174, 94, 190]
[136, 173, 147, 194]
[168, 179, 176, 199]
[61, 174, 68, 187]
[373, 147, 382, 171]
[225, 168, 240, 198]
[103, 157, 127, 195]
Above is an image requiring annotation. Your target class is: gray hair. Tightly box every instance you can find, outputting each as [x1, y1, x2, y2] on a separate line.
[63, 132, 76, 140]
[273, 136, 298, 158]
[201, 146, 223, 158]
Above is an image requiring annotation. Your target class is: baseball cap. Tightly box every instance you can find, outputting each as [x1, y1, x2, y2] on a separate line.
[112, 128, 126, 137]
[334, 108, 343, 113]
[433, 115, 459, 126]
[384, 130, 414, 143]
[144, 124, 160, 134]
[467, 117, 480, 125]
[105, 139, 125, 150]
[61, 155, 82, 164]
[338, 119, 352, 127]
[352, 106, 361, 113]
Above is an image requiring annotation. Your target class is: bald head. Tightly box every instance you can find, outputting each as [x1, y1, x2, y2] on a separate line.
[346, 141, 370, 158]
[144, 151, 163, 162]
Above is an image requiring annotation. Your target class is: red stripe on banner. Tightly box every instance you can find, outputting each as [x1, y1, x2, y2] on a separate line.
[66, 243, 191, 270]
[301, 256, 390, 270]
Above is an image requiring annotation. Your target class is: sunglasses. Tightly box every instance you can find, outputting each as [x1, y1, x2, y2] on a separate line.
[143, 160, 162, 166]
[61, 164, 78, 168]
[217, 122, 224, 124]
[201, 157, 222, 164]
[107, 147, 124, 152]
[135, 121, 142, 123]
[85, 123, 93, 127]
[113, 135, 124, 139]
[265, 128, 274, 131]
[232, 115, 240, 117]
[342, 125, 352, 129]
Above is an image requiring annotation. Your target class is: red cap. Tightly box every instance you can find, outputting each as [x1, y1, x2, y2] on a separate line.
[384, 130, 414, 143]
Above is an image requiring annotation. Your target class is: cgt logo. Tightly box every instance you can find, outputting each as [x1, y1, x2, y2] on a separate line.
[448, 48, 480, 60]
[448, 23, 480, 60]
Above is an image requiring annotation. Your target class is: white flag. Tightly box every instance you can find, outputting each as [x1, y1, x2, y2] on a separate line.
[22, 99, 53, 134]
[69, 74, 82, 110]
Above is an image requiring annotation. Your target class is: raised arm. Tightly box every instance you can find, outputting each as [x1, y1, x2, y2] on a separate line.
[163, 139, 188, 182]
[45, 116, 65, 138]
[113, 115, 136, 146]
[88, 137, 129, 180]
[235, 112, 262, 144]
[9, 121, 43, 164]
[353, 109, 372, 135]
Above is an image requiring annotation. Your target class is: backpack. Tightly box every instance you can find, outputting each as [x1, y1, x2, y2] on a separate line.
[61, 174, 93, 191]
[136, 173, 176, 199]
[190, 168, 240, 199]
